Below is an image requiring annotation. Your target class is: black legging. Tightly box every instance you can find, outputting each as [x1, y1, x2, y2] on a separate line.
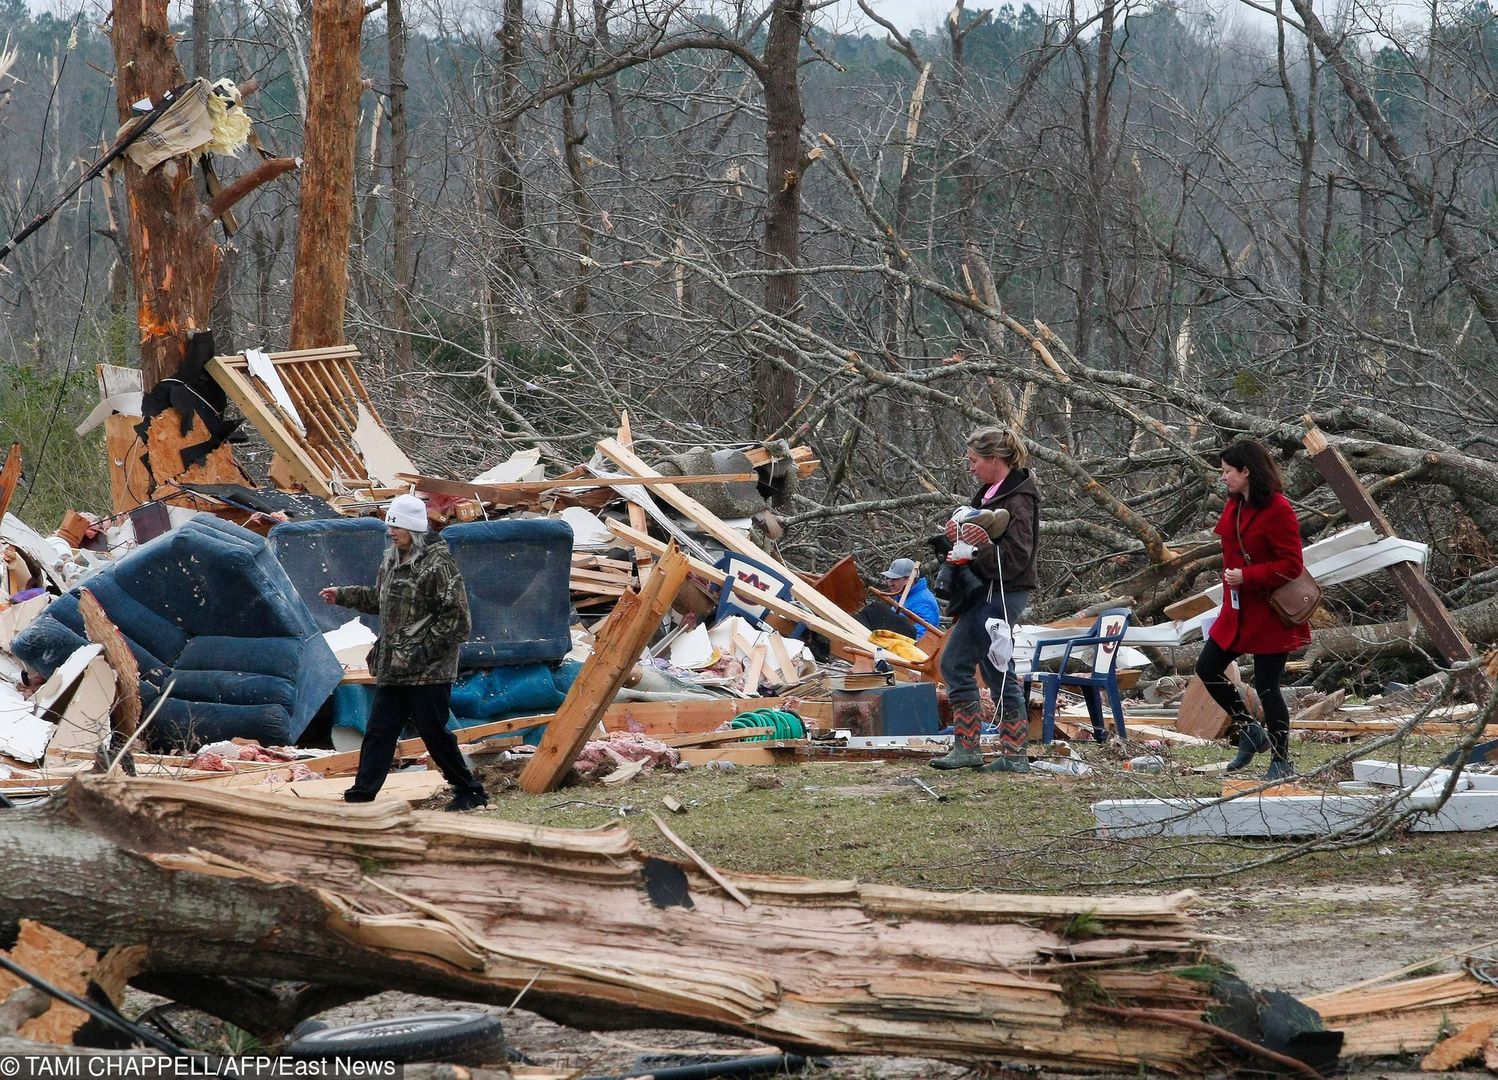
[1195, 639, 1291, 762]
[346, 683, 484, 800]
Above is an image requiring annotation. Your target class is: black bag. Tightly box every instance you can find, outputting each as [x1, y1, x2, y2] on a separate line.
[933, 560, 984, 607]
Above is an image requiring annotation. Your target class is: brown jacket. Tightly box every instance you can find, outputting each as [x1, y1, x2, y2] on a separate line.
[969, 469, 1041, 590]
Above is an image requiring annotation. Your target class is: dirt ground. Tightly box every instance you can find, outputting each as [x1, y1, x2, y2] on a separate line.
[292, 873, 1498, 1079]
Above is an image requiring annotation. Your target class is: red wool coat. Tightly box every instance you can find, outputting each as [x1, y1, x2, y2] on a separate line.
[1209, 492, 1312, 655]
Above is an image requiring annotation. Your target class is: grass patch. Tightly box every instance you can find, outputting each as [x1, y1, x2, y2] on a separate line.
[473, 734, 1498, 897]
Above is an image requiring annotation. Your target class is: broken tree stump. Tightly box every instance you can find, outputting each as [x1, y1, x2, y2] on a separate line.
[0, 777, 1224, 1071]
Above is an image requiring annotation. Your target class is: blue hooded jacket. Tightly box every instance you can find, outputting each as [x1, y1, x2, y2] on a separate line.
[899, 578, 941, 639]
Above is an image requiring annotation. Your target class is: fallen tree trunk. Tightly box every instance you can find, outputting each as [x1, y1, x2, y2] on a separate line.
[1305, 595, 1498, 665]
[0, 778, 1221, 1071]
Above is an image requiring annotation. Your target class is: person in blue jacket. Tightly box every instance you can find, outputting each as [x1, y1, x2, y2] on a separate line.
[879, 558, 941, 640]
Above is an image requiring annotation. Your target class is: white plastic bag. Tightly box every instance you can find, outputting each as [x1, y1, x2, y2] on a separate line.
[984, 617, 1014, 671]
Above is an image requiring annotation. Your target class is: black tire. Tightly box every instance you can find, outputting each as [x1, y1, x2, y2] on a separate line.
[288, 1019, 329, 1040]
[285, 1012, 507, 1065]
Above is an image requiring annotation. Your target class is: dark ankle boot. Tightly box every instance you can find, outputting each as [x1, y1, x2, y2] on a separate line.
[1264, 727, 1293, 781]
[931, 701, 984, 770]
[1225, 722, 1269, 772]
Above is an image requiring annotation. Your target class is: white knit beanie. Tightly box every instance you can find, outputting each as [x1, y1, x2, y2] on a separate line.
[384, 493, 429, 533]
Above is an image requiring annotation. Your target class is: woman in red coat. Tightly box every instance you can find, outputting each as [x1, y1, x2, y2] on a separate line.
[1196, 440, 1311, 780]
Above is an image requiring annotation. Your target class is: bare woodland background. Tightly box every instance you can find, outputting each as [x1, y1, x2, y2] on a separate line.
[4, 0, 1498, 691]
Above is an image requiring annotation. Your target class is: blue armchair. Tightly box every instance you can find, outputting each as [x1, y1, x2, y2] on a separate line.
[1023, 608, 1132, 744]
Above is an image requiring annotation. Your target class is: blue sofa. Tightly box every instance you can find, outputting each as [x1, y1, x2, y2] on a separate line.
[13, 516, 341, 749]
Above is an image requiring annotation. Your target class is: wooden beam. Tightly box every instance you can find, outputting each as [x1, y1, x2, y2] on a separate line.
[399, 471, 755, 502]
[607, 522, 915, 667]
[1303, 426, 1485, 689]
[618, 412, 653, 585]
[658, 727, 775, 748]
[519, 546, 690, 793]
[596, 438, 876, 644]
[742, 443, 820, 478]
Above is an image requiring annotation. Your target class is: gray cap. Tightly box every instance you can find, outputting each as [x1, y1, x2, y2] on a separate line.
[882, 557, 917, 579]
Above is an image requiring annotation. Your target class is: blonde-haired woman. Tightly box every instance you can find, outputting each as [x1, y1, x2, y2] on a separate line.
[930, 426, 1042, 774]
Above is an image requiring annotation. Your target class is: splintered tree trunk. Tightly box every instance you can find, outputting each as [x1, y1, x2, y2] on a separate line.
[487, 0, 527, 322]
[289, 0, 367, 349]
[387, 0, 414, 373]
[0, 778, 1221, 1071]
[758, 0, 806, 435]
[110, 0, 220, 388]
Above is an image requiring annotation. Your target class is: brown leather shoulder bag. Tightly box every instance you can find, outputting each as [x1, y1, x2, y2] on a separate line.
[1234, 504, 1321, 627]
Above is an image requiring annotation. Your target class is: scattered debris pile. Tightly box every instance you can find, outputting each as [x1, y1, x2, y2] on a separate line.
[0, 344, 1491, 814]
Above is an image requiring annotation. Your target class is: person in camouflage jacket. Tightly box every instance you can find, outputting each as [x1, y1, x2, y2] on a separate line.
[322, 494, 489, 811]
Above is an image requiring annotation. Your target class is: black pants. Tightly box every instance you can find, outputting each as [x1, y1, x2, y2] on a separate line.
[346, 683, 484, 800]
[1195, 640, 1291, 762]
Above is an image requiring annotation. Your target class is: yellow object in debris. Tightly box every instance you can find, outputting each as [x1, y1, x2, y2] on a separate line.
[868, 630, 927, 663]
[205, 79, 252, 156]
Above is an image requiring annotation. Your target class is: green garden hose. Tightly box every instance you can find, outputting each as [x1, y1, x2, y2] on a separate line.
[727, 708, 805, 741]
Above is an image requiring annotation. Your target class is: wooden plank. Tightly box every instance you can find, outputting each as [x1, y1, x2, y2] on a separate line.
[659, 727, 775, 748]
[619, 411, 655, 584]
[608, 521, 907, 666]
[1221, 779, 1322, 797]
[742, 443, 819, 477]
[597, 438, 876, 643]
[519, 546, 690, 793]
[104, 413, 152, 514]
[678, 745, 795, 767]
[1293, 721, 1498, 736]
[742, 644, 768, 695]
[1163, 593, 1218, 622]
[1291, 689, 1346, 725]
[400, 471, 757, 502]
[1175, 673, 1232, 740]
[199, 769, 450, 802]
[78, 588, 138, 738]
[1121, 722, 1213, 746]
[606, 697, 796, 737]
[768, 633, 796, 682]
[208, 358, 333, 496]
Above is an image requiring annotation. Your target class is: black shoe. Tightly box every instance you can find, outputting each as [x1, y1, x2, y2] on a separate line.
[1225, 723, 1269, 772]
[342, 790, 376, 803]
[445, 789, 491, 812]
